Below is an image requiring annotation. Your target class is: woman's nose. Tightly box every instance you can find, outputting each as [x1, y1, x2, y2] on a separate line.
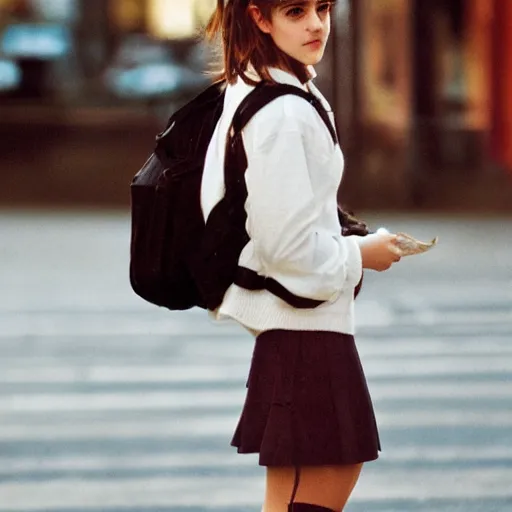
[305, 9, 324, 33]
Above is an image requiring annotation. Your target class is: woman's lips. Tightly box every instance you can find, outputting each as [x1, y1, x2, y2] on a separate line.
[304, 39, 322, 48]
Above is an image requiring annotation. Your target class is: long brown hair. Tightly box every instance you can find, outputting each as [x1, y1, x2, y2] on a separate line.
[205, 0, 312, 85]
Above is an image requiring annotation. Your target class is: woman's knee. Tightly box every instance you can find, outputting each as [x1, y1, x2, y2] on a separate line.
[264, 464, 364, 512]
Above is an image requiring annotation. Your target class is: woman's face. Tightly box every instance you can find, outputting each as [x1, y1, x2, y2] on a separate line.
[251, 0, 333, 66]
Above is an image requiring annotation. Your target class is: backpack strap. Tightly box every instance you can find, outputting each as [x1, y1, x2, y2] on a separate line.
[225, 82, 338, 195]
[232, 82, 338, 144]
[224, 82, 338, 310]
[235, 267, 324, 309]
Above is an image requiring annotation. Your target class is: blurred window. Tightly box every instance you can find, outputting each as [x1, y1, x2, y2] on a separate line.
[147, 0, 196, 38]
[147, 0, 216, 38]
[1, 23, 72, 59]
[29, 0, 78, 23]
[109, 0, 216, 38]
[0, 0, 216, 109]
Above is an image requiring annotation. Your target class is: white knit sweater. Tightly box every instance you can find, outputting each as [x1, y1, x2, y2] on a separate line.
[201, 67, 363, 334]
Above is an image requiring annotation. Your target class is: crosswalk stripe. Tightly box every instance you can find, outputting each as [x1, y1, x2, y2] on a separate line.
[0, 452, 253, 473]
[2, 468, 512, 510]
[1, 355, 512, 384]
[1, 408, 512, 442]
[1, 380, 511, 413]
[2, 304, 512, 337]
[2, 336, 512, 358]
[1, 445, 511, 475]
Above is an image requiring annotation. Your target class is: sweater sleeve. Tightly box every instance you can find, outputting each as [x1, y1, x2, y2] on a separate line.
[243, 115, 363, 303]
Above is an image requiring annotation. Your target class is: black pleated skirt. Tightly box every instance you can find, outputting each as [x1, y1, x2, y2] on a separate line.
[231, 330, 381, 467]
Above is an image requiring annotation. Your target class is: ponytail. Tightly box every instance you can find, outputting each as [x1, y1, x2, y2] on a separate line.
[205, 0, 225, 40]
[205, 0, 259, 84]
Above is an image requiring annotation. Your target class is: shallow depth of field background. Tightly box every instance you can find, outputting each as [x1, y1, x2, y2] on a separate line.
[1, 1, 511, 512]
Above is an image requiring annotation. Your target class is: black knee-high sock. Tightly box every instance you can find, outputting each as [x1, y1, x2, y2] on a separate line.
[288, 503, 336, 512]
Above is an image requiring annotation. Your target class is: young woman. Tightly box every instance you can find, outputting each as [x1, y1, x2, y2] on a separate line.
[202, 1, 401, 510]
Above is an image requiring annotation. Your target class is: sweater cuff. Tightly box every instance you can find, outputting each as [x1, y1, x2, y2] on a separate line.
[344, 235, 364, 290]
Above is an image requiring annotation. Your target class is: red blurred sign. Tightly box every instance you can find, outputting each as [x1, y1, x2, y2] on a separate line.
[490, 0, 512, 172]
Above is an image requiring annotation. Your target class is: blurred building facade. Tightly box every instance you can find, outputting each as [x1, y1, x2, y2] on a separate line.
[347, 0, 512, 209]
[0, 0, 511, 210]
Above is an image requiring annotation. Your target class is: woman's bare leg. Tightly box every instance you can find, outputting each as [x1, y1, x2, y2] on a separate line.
[262, 464, 364, 512]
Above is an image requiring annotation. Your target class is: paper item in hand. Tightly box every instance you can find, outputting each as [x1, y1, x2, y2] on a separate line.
[390, 232, 438, 257]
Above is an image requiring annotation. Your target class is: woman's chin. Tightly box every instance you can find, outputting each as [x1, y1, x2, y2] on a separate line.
[296, 49, 325, 67]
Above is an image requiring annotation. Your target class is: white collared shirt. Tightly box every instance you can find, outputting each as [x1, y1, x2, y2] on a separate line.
[201, 67, 363, 335]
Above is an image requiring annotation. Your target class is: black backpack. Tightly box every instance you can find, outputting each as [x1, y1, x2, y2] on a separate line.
[129, 79, 339, 312]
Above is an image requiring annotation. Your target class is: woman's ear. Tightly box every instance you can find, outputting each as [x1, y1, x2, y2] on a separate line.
[247, 5, 272, 34]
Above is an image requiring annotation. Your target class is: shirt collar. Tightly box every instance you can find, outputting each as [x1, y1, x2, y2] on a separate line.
[241, 64, 332, 114]
[245, 64, 316, 91]
[267, 66, 317, 90]
[268, 66, 331, 113]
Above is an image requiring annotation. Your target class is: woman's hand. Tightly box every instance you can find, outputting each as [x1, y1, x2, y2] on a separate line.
[357, 232, 401, 272]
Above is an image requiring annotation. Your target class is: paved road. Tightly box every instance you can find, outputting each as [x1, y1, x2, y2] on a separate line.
[0, 210, 511, 512]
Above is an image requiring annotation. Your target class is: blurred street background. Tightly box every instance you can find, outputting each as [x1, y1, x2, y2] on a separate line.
[1, 0, 512, 511]
[0, 0, 512, 210]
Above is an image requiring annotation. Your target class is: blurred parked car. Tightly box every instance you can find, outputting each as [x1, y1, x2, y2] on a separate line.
[104, 34, 211, 119]
[1, 22, 72, 59]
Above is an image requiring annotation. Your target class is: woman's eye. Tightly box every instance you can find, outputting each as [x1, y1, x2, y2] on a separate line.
[317, 2, 332, 13]
[285, 2, 331, 18]
[286, 7, 304, 17]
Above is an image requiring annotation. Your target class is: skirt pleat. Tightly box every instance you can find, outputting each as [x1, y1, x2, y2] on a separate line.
[231, 330, 381, 467]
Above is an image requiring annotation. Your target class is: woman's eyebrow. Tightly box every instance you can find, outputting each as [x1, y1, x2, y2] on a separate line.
[276, 0, 309, 11]
[276, 0, 331, 11]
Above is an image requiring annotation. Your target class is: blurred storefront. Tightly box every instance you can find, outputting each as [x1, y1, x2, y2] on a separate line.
[0, 0, 215, 206]
[347, 0, 512, 209]
[0, 0, 215, 106]
[0, 0, 511, 210]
